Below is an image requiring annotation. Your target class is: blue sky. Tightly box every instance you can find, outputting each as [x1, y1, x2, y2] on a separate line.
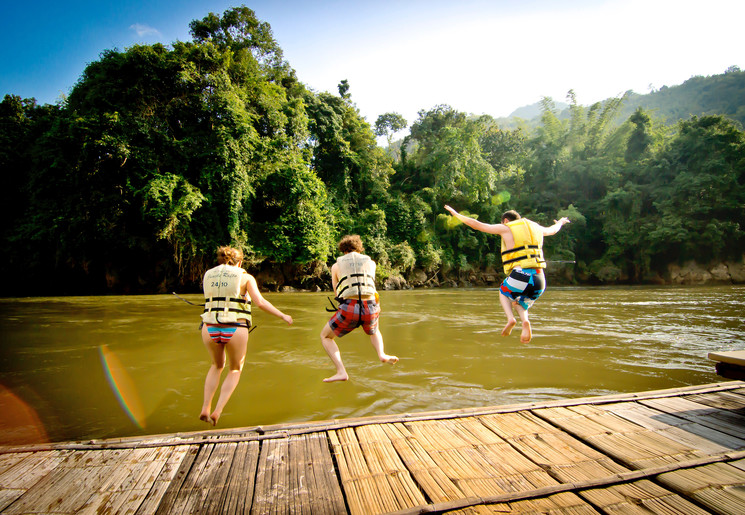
[2, 0, 743, 127]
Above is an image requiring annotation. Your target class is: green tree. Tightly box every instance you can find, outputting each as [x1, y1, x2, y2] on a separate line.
[644, 115, 745, 265]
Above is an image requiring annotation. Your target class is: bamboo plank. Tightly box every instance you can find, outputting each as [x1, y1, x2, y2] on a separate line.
[536, 405, 707, 469]
[657, 462, 745, 514]
[402, 418, 586, 513]
[480, 411, 629, 481]
[580, 479, 710, 514]
[479, 410, 712, 514]
[328, 429, 373, 515]
[684, 390, 745, 411]
[356, 424, 428, 511]
[329, 426, 399, 515]
[640, 396, 745, 439]
[380, 422, 465, 503]
[730, 457, 745, 474]
[601, 401, 745, 454]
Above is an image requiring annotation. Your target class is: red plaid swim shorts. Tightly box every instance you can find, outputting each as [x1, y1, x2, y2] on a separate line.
[328, 299, 380, 337]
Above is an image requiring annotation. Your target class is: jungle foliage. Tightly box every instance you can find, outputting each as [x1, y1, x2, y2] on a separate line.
[1, 7, 744, 294]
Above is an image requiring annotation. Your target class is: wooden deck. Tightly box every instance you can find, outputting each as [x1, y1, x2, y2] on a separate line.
[1, 381, 744, 514]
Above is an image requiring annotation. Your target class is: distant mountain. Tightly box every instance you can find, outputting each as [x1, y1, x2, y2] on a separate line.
[507, 101, 569, 120]
[497, 66, 745, 129]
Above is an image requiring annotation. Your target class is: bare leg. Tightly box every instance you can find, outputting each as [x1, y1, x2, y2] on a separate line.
[200, 325, 225, 424]
[369, 330, 398, 364]
[499, 293, 517, 336]
[209, 329, 248, 424]
[321, 324, 348, 382]
[515, 304, 532, 343]
[201, 363, 223, 424]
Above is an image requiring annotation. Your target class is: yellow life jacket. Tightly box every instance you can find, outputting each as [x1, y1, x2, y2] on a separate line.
[201, 264, 252, 325]
[501, 219, 546, 274]
[335, 252, 377, 299]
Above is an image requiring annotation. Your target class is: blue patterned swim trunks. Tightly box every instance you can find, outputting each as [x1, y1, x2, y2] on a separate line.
[499, 268, 546, 310]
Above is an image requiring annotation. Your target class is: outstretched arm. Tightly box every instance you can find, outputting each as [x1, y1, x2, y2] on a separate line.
[444, 205, 507, 235]
[245, 275, 293, 325]
[542, 217, 571, 236]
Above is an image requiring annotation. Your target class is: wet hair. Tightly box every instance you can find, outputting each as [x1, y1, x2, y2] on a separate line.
[501, 210, 521, 222]
[216, 246, 243, 266]
[338, 235, 364, 254]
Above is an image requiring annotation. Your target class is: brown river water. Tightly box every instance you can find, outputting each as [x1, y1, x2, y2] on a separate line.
[0, 285, 743, 444]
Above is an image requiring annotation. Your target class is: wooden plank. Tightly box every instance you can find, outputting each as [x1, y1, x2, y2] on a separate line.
[2, 449, 131, 514]
[76, 446, 177, 515]
[305, 432, 347, 514]
[0, 449, 72, 510]
[0, 452, 31, 477]
[220, 439, 259, 514]
[709, 350, 745, 366]
[192, 440, 239, 514]
[134, 444, 191, 515]
[162, 443, 218, 514]
[251, 436, 292, 514]
[151, 444, 201, 515]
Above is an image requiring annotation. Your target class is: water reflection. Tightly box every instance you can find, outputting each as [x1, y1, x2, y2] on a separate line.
[0, 285, 742, 443]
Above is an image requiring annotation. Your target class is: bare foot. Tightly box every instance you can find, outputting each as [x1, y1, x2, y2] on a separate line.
[199, 411, 213, 424]
[209, 411, 220, 426]
[380, 355, 399, 365]
[520, 320, 532, 343]
[501, 318, 516, 336]
[323, 373, 349, 383]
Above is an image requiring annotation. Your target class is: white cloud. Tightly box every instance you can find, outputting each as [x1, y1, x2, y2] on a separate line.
[130, 23, 162, 38]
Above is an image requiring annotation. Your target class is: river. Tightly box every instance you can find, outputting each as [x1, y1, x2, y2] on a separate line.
[1, 285, 743, 444]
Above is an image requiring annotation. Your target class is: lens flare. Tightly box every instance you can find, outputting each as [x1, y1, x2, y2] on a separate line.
[99, 345, 146, 429]
[0, 384, 49, 445]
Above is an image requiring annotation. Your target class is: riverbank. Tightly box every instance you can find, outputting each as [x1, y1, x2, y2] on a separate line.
[256, 258, 745, 293]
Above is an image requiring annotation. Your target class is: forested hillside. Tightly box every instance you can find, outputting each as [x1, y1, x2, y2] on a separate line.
[499, 66, 745, 129]
[1, 6, 743, 295]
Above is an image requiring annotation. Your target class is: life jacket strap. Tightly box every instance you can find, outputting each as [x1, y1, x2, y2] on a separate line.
[502, 244, 540, 256]
[502, 254, 546, 266]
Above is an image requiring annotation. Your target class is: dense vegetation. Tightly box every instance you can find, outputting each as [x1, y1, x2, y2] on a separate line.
[1, 7, 744, 295]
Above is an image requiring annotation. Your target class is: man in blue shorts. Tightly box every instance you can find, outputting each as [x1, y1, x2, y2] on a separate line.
[445, 205, 570, 343]
[320, 235, 399, 382]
